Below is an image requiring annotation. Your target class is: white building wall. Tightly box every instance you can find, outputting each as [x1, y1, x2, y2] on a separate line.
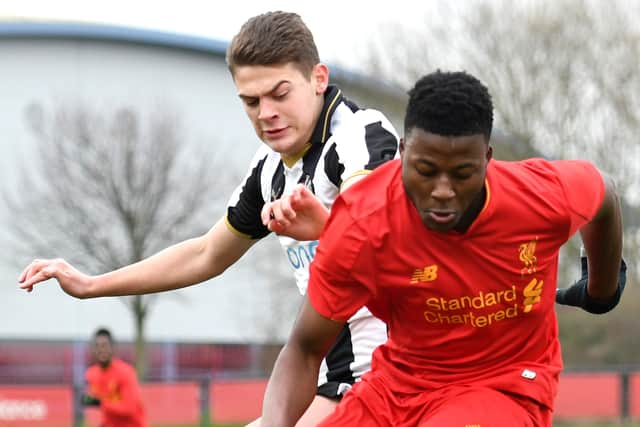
[0, 36, 296, 343]
[0, 26, 404, 343]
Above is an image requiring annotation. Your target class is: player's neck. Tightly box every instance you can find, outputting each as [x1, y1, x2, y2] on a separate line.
[99, 359, 112, 369]
[454, 186, 487, 234]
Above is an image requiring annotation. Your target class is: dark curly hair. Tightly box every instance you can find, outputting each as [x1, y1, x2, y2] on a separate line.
[404, 71, 493, 140]
[94, 327, 113, 344]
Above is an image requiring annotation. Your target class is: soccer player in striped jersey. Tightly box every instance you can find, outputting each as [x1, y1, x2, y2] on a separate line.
[19, 11, 398, 426]
[260, 70, 626, 427]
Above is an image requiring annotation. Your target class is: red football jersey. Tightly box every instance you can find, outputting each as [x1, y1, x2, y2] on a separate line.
[85, 358, 148, 427]
[308, 158, 604, 409]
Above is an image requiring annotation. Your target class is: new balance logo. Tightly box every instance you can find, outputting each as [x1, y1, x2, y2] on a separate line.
[410, 265, 438, 284]
[523, 277, 543, 313]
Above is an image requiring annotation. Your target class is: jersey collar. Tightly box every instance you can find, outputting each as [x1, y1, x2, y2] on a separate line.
[309, 85, 343, 145]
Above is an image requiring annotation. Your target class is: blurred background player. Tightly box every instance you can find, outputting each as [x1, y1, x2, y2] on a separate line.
[18, 11, 399, 426]
[83, 328, 147, 427]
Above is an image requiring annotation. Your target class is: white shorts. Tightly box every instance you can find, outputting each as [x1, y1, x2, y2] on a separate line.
[316, 307, 387, 399]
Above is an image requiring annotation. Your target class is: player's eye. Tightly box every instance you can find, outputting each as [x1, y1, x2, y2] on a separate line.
[452, 173, 472, 181]
[452, 167, 475, 181]
[417, 168, 437, 178]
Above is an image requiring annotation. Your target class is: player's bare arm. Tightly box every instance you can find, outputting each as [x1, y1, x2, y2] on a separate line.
[19, 217, 256, 298]
[261, 296, 343, 427]
[578, 173, 623, 301]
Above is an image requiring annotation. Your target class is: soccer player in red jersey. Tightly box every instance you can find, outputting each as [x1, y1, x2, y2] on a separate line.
[259, 70, 626, 426]
[83, 328, 147, 427]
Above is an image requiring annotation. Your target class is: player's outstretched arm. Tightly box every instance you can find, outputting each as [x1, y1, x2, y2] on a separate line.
[18, 217, 255, 298]
[261, 296, 343, 427]
[556, 174, 625, 313]
[261, 184, 329, 241]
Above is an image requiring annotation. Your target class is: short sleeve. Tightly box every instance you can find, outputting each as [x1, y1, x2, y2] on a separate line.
[551, 160, 605, 236]
[307, 196, 377, 321]
[225, 149, 270, 239]
[325, 109, 398, 187]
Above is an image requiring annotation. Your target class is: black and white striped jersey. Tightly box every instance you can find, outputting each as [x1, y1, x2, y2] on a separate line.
[225, 85, 399, 295]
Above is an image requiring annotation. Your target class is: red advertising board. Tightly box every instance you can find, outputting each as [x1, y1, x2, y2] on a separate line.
[84, 382, 200, 426]
[554, 372, 620, 418]
[2, 374, 638, 426]
[210, 379, 266, 424]
[0, 385, 71, 427]
[631, 373, 640, 418]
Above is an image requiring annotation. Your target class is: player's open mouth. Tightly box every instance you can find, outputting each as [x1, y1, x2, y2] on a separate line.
[428, 211, 456, 224]
[265, 127, 288, 138]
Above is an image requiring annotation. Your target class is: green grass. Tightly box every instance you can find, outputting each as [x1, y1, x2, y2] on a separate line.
[157, 424, 245, 427]
[554, 423, 640, 427]
[155, 423, 639, 427]
[159, 423, 639, 427]
[554, 424, 640, 427]
[155, 424, 243, 427]
[61, 422, 640, 427]
[151, 421, 640, 427]
[149, 424, 243, 427]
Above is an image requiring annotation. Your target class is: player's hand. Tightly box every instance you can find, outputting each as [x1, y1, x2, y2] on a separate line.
[261, 184, 329, 241]
[556, 255, 627, 314]
[18, 258, 93, 298]
[81, 393, 101, 406]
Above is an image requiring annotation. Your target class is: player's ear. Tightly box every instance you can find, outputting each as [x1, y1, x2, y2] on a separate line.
[313, 63, 329, 95]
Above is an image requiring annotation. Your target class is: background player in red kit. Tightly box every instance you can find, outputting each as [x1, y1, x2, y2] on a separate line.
[83, 328, 147, 427]
[259, 70, 626, 426]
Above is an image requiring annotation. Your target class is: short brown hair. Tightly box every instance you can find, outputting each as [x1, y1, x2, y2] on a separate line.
[226, 11, 320, 77]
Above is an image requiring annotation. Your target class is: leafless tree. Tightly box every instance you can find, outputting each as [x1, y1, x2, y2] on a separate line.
[365, 0, 639, 364]
[5, 102, 234, 378]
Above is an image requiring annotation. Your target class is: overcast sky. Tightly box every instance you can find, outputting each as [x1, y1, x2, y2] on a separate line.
[1, 0, 436, 72]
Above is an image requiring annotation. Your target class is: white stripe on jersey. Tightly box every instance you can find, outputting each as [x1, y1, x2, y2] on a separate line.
[317, 307, 388, 390]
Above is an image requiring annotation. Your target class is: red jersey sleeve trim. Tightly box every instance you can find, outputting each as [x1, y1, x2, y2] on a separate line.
[307, 195, 377, 322]
[307, 278, 350, 322]
[307, 234, 372, 323]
